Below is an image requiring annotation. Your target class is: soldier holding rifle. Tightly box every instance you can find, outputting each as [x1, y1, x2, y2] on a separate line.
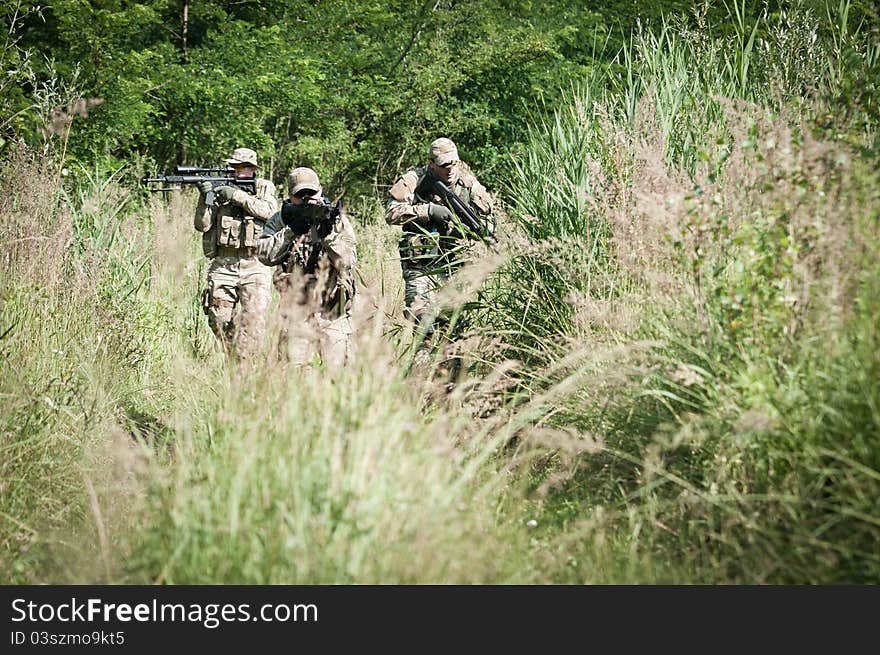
[385, 137, 496, 355]
[191, 147, 278, 358]
[257, 167, 357, 370]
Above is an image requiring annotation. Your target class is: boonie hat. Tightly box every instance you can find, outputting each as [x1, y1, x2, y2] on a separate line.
[429, 137, 459, 166]
[288, 167, 322, 197]
[224, 147, 258, 167]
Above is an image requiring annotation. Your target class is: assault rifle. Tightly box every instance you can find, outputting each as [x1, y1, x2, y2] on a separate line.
[141, 165, 256, 207]
[280, 197, 345, 275]
[416, 173, 495, 243]
[281, 196, 342, 238]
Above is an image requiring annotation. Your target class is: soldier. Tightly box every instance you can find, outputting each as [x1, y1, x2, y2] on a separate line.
[385, 137, 495, 347]
[193, 147, 279, 359]
[257, 167, 357, 370]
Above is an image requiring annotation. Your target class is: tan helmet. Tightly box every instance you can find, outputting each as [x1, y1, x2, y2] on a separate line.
[429, 137, 459, 166]
[224, 147, 258, 167]
[288, 167, 322, 197]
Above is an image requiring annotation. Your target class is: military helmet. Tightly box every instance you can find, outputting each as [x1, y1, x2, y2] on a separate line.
[224, 147, 259, 167]
[288, 167, 322, 197]
[429, 137, 459, 166]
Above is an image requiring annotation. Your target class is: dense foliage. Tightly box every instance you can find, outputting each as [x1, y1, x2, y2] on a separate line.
[11, 1, 873, 190]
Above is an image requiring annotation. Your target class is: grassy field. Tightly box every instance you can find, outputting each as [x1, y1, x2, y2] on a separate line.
[2, 1, 878, 584]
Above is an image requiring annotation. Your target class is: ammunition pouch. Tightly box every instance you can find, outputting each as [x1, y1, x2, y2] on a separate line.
[218, 212, 261, 249]
[202, 231, 217, 258]
[202, 282, 235, 315]
[399, 231, 442, 269]
[206, 206, 262, 257]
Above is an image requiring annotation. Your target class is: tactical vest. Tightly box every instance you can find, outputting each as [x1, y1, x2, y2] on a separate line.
[400, 167, 474, 270]
[203, 178, 271, 257]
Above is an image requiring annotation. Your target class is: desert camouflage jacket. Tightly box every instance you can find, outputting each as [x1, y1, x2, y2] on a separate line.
[385, 162, 494, 269]
[193, 178, 278, 258]
[257, 200, 357, 317]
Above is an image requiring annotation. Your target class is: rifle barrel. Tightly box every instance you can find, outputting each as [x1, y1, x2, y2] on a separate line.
[140, 175, 257, 207]
[175, 165, 234, 174]
[141, 175, 238, 184]
[433, 180, 486, 238]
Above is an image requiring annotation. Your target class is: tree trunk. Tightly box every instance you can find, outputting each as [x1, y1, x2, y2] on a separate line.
[181, 0, 189, 64]
[179, 0, 189, 163]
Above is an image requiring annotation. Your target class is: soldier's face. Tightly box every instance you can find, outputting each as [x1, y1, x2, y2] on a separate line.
[232, 164, 256, 179]
[429, 159, 456, 182]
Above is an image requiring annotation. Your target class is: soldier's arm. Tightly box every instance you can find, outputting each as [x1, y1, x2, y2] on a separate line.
[384, 170, 430, 226]
[256, 211, 295, 266]
[232, 179, 279, 220]
[193, 194, 212, 232]
[323, 214, 357, 272]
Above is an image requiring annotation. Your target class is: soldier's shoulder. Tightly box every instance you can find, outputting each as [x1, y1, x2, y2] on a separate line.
[389, 168, 423, 202]
[393, 167, 423, 185]
[338, 211, 357, 235]
[456, 162, 484, 187]
[256, 177, 277, 193]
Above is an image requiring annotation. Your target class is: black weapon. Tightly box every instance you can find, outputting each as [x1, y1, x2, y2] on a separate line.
[281, 197, 341, 236]
[173, 165, 234, 175]
[141, 165, 256, 207]
[280, 197, 344, 275]
[432, 179, 491, 239]
[415, 172, 495, 243]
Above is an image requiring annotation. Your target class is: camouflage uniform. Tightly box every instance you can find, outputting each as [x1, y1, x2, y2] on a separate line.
[257, 167, 357, 370]
[193, 147, 279, 358]
[385, 138, 494, 335]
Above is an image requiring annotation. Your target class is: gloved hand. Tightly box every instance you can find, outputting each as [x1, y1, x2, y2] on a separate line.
[427, 202, 455, 226]
[316, 211, 337, 239]
[281, 201, 310, 236]
[214, 185, 237, 203]
[197, 180, 213, 195]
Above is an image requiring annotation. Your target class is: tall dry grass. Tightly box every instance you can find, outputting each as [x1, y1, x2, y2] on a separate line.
[0, 148, 595, 584]
[462, 1, 880, 583]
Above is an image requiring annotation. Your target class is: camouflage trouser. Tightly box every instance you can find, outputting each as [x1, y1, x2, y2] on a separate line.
[403, 267, 449, 336]
[273, 268, 353, 371]
[203, 254, 272, 359]
[280, 312, 352, 372]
